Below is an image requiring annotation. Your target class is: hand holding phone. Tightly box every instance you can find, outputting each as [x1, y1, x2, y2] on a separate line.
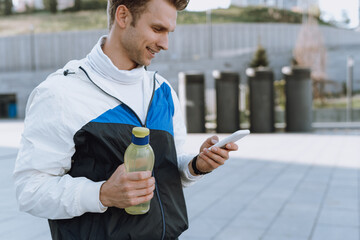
[208, 130, 250, 150]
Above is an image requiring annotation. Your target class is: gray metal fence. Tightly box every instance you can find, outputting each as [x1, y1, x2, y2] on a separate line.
[1, 23, 360, 72]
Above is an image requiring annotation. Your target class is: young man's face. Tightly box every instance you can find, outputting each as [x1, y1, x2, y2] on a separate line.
[121, 0, 177, 67]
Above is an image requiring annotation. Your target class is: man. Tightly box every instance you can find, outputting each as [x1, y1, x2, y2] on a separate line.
[13, 0, 238, 239]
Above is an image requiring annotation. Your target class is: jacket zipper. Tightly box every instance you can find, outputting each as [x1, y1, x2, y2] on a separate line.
[79, 66, 145, 126]
[79, 66, 166, 240]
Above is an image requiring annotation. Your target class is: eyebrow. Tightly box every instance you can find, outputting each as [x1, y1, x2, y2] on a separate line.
[152, 23, 175, 33]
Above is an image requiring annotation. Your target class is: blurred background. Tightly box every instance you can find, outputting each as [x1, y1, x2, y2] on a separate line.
[1, 1, 360, 239]
[0, 0, 360, 132]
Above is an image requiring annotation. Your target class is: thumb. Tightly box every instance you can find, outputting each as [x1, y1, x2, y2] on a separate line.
[209, 136, 219, 145]
[200, 135, 219, 150]
[112, 163, 127, 179]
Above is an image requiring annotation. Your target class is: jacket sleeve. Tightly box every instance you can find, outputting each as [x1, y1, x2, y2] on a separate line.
[169, 86, 203, 187]
[13, 84, 106, 219]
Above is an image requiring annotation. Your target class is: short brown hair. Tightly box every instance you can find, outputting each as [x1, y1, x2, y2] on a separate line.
[107, 0, 189, 29]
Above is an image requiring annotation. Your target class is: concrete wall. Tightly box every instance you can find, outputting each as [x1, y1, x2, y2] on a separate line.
[2, 23, 360, 72]
[0, 71, 51, 118]
[1, 23, 360, 119]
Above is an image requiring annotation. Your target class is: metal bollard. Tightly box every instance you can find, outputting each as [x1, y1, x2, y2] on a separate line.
[213, 71, 240, 133]
[247, 68, 275, 133]
[178, 72, 206, 133]
[346, 56, 354, 122]
[282, 66, 313, 132]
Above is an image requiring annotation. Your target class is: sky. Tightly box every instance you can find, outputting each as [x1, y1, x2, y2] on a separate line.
[186, 0, 231, 11]
[319, 0, 359, 28]
[186, 0, 359, 28]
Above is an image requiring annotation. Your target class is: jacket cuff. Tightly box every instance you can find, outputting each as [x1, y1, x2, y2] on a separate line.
[184, 162, 203, 180]
[179, 154, 203, 187]
[79, 180, 107, 214]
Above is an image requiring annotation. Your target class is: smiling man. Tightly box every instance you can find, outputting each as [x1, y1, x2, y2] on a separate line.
[104, 0, 177, 69]
[13, 0, 238, 239]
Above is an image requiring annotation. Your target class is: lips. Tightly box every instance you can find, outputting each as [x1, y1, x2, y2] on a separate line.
[146, 47, 158, 57]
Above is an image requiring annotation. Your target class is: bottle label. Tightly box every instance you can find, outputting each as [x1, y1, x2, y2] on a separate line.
[132, 135, 149, 145]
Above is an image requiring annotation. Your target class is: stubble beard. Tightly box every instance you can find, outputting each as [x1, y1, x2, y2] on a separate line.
[122, 28, 151, 68]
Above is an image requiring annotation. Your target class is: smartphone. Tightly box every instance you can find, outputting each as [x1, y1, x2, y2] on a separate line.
[209, 129, 250, 150]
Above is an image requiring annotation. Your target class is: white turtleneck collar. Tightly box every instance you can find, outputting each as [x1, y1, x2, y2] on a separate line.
[86, 35, 145, 85]
[83, 35, 155, 126]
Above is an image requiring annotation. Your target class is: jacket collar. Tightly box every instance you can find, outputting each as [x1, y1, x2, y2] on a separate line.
[86, 35, 145, 85]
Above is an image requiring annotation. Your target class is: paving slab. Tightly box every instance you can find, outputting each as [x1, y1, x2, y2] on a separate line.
[0, 121, 359, 240]
[311, 224, 359, 240]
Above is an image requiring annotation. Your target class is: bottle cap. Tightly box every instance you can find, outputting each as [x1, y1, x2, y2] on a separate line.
[131, 127, 150, 145]
[132, 127, 150, 138]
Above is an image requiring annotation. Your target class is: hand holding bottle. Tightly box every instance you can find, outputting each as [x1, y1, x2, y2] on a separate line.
[99, 164, 155, 209]
[100, 127, 155, 213]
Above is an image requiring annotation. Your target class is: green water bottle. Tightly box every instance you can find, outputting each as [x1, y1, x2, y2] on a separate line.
[124, 127, 155, 215]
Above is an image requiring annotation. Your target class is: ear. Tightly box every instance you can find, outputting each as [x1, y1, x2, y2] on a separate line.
[115, 5, 131, 28]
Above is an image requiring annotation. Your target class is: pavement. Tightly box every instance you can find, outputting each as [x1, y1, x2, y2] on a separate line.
[1, 120, 359, 240]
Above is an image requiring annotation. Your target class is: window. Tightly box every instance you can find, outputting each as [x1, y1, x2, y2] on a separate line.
[0, 94, 17, 118]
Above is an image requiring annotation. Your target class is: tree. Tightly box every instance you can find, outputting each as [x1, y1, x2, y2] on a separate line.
[74, 0, 81, 11]
[49, 0, 57, 13]
[293, 14, 327, 99]
[44, 0, 57, 13]
[249, 44, 269, 68]
[340, 10, 350, 25]
[4, 0, 12, 15]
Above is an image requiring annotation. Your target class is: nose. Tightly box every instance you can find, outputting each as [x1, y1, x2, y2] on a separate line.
[157, 33, 169, 51]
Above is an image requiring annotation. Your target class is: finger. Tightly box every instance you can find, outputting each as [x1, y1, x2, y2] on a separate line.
[202, 136, 219, 149]
[199, 151, 223, 168]
[128, 192, 154, 207]
[207, 147, 229, 161]
[127, 171, 152, 181]
[204, 150, 227, 165]
[224, 142, 239, 151]
[115, 163, 127, 175]
[199, 154, 221, 171]
[209, 136, 219, 145]
[127, 184, 156, 199]
[131, 177, 155, 190]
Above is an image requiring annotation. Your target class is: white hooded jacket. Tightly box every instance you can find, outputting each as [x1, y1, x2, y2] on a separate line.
[13, 36, 201, 220]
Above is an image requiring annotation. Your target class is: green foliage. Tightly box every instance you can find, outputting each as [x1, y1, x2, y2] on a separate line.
[177, 5, 330, 25]
[4, 0, 12, 15]
[25, 3, 36, 13]
[81, 0, 107, 10]
[36, 10, 107, 30]
[313, 95, 360, 109]
[64, 0, 107, 12]
[177, 10, 207, 24]
[249, 44, 269, 68]
[0, 5, 334, 34]
[274, 80, 286, 110]
[73, 0, 81, 11]
[274, 80, 360, 110]
[43, 0, 57, 13]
